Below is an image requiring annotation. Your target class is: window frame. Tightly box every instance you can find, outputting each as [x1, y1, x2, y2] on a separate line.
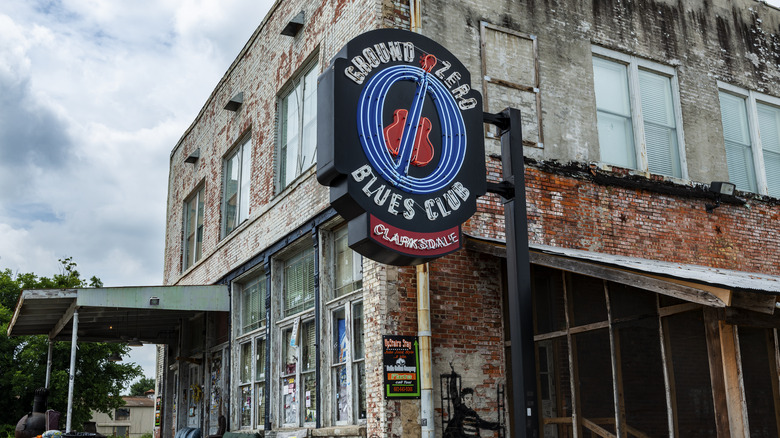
[325, 225, 365, 426]
[182, 185, 205, 271]
[592, 45, 688, 179]
[273, 240, 319, 428]
[276, 58, 319, 193]
[221, 135, 252, 238]
[718, 81, 780, 197]
[232, 269, 268, 431]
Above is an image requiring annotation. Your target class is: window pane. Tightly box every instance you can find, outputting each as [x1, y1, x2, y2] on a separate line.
[240, 342, 252, 384]
[282, 85, 300, 188]
[352, 302, 364, 360]
[303, 372, 317, 423]
[255, 337, 266, 381]
[184, 195, 197, 269]
[335, 364, 349, 422]
[757, 102, 780, 197]
[195, 190, 204, 262]
[639, 70, 681, 177]
[255, 382, 265, 427]
[282, 376, 298, 425]
[239, 385, 251, 428]
[284, 247, 315, 317]
[302, 320, 316, 372]
[241, 275, 266, 334]
[333, 308, 347, 364]
[720, 92, 757, 192]
[282, 327, 297, 375]
[301, 67, 318, 172]
[239, 141, 251, 222]
[335, 227, 362, 297]
[223, 150, 240, 235]
[594, 58, 636, 169]
[356, 361, 366, 420]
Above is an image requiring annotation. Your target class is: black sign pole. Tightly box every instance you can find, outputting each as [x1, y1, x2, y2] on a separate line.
[484, 108, 538, 438]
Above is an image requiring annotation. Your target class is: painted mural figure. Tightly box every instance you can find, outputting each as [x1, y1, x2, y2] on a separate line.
[443, 367, 502, 438]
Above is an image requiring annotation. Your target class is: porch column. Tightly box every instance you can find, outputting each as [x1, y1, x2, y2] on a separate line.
[66, 309, 79, 432]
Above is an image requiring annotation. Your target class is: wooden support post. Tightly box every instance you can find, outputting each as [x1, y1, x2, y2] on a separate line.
[658, 303, 679, 438]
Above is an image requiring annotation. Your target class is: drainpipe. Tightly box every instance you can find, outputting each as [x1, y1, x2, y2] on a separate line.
[66, 309, 79, 432]
[417, 264, 434, 438]
[408, 4, 433, 437]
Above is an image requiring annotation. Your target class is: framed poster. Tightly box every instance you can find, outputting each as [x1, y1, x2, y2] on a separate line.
[382, 335, 420, 398]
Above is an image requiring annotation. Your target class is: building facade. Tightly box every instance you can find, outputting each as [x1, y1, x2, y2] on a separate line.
[159, 0, 780, 437]
[91, 396, 155, 438]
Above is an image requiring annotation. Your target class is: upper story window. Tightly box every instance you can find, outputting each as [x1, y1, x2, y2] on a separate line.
[278, 60, 318, 191]
[183, 186, 204, 271]
[592, 46, 687, 179]
[718, 83, 780, 198]
[222, 136, 252, 237]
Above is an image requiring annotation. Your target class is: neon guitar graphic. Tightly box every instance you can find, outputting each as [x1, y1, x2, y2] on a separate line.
[383, 54, 437, 169]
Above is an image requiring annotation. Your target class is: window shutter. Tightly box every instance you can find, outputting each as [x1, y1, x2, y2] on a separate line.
[758, 103, 780, 198]
[639, 71, 680, 177]
[719, 92, 757, 192]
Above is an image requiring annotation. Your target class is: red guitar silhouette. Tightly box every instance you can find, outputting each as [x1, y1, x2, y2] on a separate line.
[383, 54, 437, 168]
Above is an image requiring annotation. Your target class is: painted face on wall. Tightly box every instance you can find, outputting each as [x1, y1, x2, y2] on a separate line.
[462, 392, 474, 409]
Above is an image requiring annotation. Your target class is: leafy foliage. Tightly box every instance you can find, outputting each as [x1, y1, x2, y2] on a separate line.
[0, 258, 141, 434]
[129, 377, 156, 397]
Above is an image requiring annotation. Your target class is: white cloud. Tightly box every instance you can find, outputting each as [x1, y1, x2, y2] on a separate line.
[0, 0, 273, 288]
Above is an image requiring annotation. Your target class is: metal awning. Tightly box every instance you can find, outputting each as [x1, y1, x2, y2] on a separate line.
[464, 235, 780, 316]
[530, 243, 780, 294]
[7, 285, 229, 343]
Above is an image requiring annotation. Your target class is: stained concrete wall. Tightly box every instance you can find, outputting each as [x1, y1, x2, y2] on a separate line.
[421, 0, 780, 184]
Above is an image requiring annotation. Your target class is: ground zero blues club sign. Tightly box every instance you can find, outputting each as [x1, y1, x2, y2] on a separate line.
[318, 29, 486, 265]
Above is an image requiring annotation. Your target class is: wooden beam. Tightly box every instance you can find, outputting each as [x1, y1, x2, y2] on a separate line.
[703, 308, 733, 437]
[658, 294, 679, 438]
[730, 291, 777, 315]
[659, 303, 702, 317]
[569, 320, 610, 335]
[605, 283, 626, 438]
[50, 299, 79, 339]
[722, 308, 780, 328]
[531, 253, 727, 308]
[768, 330, 780, 437]
[563, 272, 583, 438]
[581, 417, 617, 438]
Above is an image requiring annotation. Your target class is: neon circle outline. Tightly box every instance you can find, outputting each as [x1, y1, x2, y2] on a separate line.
[356, 65, 467, 194]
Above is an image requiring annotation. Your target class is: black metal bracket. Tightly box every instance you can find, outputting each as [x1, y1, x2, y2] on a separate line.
[486, 181, 515, 200]
[484, 111, 511, 132]
[484, 111, 516, 201]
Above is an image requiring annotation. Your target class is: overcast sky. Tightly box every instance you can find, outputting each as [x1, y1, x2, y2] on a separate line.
[0, 0, 273, 389]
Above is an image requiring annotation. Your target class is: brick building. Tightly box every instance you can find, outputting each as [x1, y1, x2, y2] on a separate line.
[158, 0, 780, 437]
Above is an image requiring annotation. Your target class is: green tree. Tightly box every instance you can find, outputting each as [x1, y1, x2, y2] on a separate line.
[0, 258, 142, 436]
[128, 377, 156, 397]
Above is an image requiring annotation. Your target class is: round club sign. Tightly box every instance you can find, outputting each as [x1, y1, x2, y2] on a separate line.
[317, 29, 485, 266]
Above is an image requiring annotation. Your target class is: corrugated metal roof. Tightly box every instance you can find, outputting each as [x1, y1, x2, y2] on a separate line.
[7, 285, 229, 341]
[531, 244, 780, 294]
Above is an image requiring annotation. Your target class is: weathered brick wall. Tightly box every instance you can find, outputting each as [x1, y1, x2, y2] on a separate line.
[163, 0, 383, 286]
